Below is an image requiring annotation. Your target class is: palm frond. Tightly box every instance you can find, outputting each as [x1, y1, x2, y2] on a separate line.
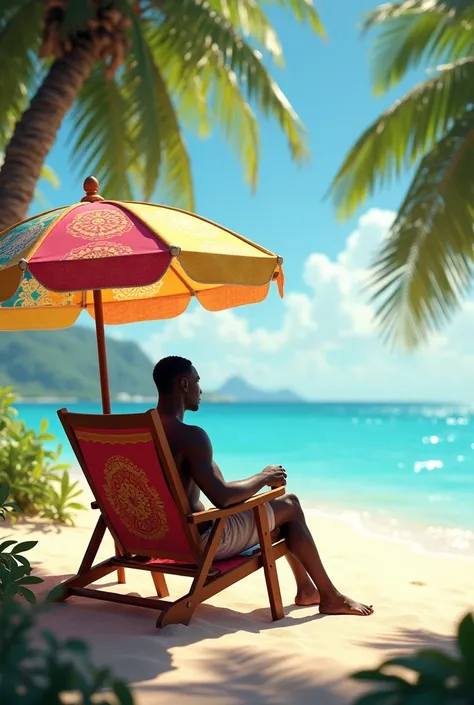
[262, 0, 326, 37]
[200, 48, 260, 191]
[34, 163, 60, 206]
[70, 67, 134, 200]
[370, 110, 474, 348]
[40, 164, 60, 189]
[208, 0, 284, 65]
[330, 57, 474, 219]
[140, 59, 194, 210]
[156, 0, 309, 166]
[0, 0, 42, 149]
[364, 0, 474, 93]
[125, 7, 164, 200]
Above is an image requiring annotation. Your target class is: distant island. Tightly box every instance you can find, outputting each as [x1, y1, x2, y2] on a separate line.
[0, 326, 302, 404]
[217, 377, 302, 403]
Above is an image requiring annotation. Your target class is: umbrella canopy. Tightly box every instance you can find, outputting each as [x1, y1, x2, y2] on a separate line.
[0, 178, 284, 331]
[0, 177, 285, 413]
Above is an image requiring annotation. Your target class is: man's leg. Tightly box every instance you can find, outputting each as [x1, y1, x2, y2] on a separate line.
[270, 493, 373, 616]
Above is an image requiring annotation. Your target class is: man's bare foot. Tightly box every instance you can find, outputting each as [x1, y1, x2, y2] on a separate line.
[319, 592, 373, 616]
[295, 586, 320, 606]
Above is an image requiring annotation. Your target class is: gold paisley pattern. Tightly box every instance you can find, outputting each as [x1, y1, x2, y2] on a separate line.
[13, 275, 74, 308]
[112, 280, 164, 301]
[0, 210, 64, 270]
[67, 209, 133, 240]
[64, 241, 133, 260]
[104, 455, 168, 541]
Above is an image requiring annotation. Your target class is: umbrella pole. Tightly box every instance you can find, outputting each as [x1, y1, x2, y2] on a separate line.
[92, 289, 125, 584]
[93, 289, 112, 415]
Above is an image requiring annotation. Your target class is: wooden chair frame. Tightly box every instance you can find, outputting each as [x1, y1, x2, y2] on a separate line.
[53, 408, 288, 628]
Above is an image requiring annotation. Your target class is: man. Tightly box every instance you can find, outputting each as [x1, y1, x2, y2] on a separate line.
[154, 356, 373, 616]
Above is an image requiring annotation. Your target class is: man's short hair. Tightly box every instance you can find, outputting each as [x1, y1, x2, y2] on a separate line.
[153, 356, 193, 394]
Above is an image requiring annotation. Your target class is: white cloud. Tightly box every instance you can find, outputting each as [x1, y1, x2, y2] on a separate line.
[142, 209, 474, 401]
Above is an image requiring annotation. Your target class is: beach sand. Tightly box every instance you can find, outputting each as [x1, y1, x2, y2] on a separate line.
[6, 491, 473, 705]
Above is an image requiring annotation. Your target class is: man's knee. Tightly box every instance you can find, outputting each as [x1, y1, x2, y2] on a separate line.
[284, 492, 303, 515]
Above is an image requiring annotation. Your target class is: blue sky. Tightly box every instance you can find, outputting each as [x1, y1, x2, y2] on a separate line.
[33, 1, 474, 401]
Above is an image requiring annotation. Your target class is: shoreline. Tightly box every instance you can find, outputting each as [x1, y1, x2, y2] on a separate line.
[305, 506, 474, 564]
[60, 471, 474, 561]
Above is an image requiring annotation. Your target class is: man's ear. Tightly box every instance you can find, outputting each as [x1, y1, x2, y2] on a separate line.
[181, 377, 189, 392]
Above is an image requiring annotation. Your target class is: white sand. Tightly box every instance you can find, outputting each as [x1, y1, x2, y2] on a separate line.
[3, 495, 473, 705]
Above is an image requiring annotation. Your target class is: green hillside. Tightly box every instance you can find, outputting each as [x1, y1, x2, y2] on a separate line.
[0, 326, 155, 399]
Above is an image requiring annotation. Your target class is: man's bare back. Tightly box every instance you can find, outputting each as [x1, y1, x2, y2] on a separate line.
[159, 415, 211, 532]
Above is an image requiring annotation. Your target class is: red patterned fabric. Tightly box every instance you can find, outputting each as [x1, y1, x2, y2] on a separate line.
[73, 426, 194, 559]
[30, 203, 170, 291]
[130, 553, 255, 575]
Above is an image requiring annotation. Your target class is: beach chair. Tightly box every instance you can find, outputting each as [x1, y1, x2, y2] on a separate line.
[53, 409, 288, 628]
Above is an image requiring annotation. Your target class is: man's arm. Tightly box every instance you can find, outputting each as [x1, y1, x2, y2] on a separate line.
[186, 426, 286, 509]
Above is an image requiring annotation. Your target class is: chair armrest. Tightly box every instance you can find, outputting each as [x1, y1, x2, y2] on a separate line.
[186, 487, 285, 524]
[91, 501, 99, 510]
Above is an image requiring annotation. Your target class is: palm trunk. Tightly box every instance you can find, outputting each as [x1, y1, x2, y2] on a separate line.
[0, 38, 98, 232]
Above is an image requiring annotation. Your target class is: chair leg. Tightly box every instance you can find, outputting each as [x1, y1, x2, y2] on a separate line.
[114, 540, 126, 584]
[156, 519, 226, 629]
[156, 595, 197, 628]
[79, 516, 107, 573]
[151, 572, 169, 598]
[255, 504, 285, 621]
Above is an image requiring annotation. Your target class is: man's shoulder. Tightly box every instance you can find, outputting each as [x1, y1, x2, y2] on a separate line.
[181, 422, 211, 448]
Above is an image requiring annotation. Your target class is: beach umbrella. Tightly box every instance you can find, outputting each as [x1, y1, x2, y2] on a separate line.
[0, 177, 285, 413]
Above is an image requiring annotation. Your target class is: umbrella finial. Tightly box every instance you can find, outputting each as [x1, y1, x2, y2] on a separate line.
[81, 176, 104, 203]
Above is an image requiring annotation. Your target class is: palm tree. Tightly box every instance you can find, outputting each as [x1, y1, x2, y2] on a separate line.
[330, 0, 474, 348]
[0, 0, 324, 232]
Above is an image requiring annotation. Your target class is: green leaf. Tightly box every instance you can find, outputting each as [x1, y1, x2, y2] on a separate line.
[0, 483, 11, 505]
[17, 585, 36, 604]
[18, 575, 43, 585]
[0, 539, 17, 552]
[47, 584, 67, 603]
[66, 502, 87, 511]
[3, 502, 21, 513]
[39, 418, 49, 435]
[457, 612, 474, 671]
[12, 540, 38, 554]
[64, 638, 89, 656]
[112, 679, 135, 705]
[353, 670, 411, 686]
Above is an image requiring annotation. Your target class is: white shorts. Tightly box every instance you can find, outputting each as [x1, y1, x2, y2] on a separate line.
[201, 503, 276, 561]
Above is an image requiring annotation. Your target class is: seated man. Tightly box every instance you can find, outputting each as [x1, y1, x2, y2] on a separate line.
[154, 356, 373, 616]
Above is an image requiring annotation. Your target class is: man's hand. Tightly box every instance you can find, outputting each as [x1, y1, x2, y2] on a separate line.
[260, 465, 287, 488]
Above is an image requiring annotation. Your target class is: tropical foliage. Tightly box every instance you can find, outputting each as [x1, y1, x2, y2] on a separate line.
[0, 483, 43, 604]
[331, 1, 474, 347]
[1, 600, 136, 705]
[0, 387, 86, 524]
[352, 612, 474, 705]
[0, 0, 324, 230]
[0, 486, 135, 703]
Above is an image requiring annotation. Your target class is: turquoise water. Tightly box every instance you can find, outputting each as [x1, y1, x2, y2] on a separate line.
[16, 401, 474, 558]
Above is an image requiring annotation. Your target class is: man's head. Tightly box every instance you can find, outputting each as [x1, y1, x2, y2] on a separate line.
[153, 356, 201, 411]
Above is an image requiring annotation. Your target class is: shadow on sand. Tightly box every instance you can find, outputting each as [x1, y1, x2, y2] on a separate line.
[28, 566, 457, 704]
